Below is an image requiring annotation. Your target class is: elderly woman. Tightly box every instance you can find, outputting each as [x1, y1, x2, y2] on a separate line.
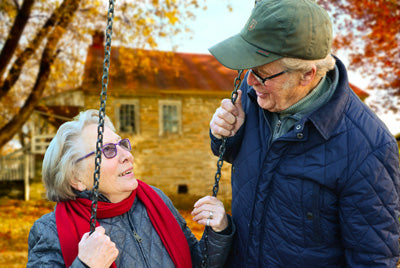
[27, 109, 234, 268]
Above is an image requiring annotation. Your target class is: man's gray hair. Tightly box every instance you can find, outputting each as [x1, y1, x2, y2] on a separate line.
[280, 54, 336, 77]
[42, 109, 115, 202]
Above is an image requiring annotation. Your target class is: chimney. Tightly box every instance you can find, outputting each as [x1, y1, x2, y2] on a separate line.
[92, 31, 105, 48]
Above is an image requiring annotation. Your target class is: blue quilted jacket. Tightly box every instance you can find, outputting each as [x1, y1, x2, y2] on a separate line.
[210, 58, 400, 267]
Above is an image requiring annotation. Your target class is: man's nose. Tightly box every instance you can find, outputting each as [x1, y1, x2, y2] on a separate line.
[247, 70, 261, 86]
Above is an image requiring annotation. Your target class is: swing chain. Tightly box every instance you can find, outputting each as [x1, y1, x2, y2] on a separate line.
[212, 69, 243, 198]
[201, 69, 243, 267]
[90, 0, 115, 234]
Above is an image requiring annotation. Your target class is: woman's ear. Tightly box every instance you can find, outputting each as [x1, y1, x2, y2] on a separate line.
[70, 178, 87, 191]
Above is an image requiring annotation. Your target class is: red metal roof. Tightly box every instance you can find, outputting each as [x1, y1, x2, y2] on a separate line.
[81, 38, 368, 99]
[82, 45, 240, 96]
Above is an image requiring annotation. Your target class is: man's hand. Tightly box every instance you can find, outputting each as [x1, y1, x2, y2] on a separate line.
[210, 90, 245, 139]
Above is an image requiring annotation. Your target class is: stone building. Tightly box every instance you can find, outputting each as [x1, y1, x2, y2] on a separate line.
[26, 33, 369, 207]
[32, 34, 240, 207]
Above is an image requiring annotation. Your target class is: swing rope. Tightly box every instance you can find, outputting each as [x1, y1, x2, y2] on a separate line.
[90, 0, 115, 234]
[201, 69, 243, 267]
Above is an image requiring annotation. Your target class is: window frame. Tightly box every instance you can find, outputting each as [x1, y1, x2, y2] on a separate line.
[158, 100, 182, 136]
[114, 99, 140, 134]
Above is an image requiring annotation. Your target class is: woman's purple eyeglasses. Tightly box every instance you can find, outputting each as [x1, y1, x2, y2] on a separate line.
[75, 138, 131, 163]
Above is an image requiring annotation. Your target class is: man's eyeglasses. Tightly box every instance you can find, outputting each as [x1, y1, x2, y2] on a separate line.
[250, 69, 287, 84]
[76, 138, 131, 163]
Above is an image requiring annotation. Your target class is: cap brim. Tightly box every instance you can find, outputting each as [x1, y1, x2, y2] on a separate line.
[208, 34, 282, 70]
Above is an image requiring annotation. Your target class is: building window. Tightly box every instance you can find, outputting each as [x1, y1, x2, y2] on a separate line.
[159, 100, 181, 135]
[114, 100, 139, 134]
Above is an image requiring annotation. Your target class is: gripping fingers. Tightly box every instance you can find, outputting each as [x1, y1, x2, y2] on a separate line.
[214, 123, 234, 138]
[78, 226, 119, 267]
[211, 109, 237, 138]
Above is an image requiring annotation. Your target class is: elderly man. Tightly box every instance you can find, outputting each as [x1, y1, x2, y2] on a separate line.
[208, 0, 400, 267]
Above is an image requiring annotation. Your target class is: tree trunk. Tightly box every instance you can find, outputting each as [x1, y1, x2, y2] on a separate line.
[0, 0, 81, 148]
[0, 0, 78, 100]
[0, 0, 35, 80]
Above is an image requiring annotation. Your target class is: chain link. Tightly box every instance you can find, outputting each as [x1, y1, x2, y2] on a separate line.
[201, 69, 243, 267]
[90, 0, 115, 234]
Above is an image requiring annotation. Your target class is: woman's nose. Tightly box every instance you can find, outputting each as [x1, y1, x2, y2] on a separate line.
[119, 146, 133, 162]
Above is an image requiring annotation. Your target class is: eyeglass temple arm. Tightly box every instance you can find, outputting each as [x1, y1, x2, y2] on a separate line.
[76, 151, 96, 163]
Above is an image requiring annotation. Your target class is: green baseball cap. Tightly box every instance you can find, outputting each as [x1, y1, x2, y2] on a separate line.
[209, 0, 332, 70]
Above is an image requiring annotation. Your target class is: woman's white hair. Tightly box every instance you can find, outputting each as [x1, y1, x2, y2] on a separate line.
[280, 54, 336, 77]
[42, 109, 115, 202]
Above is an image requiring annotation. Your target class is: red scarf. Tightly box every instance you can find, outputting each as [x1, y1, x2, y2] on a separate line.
[55, 180, 192, 268]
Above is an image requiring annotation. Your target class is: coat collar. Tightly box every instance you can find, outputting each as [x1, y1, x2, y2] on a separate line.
[308, 57, 350, 140]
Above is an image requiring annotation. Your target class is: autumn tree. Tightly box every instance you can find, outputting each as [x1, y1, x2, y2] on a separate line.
[318, 0, 400, 112]
[0, 0, 204, 150]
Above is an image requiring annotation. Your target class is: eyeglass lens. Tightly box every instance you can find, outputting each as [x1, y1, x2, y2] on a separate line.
[103, 139, 131, 158]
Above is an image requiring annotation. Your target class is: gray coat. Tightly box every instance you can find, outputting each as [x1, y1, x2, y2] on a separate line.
[27, 187, 234, 268]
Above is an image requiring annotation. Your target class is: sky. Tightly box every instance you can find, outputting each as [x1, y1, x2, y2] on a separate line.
[159, 1, 254, 55]
[157, 1, 400, 135]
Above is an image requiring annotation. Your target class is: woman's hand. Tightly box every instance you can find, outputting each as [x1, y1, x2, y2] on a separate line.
[191, 196, 229, 232]
[78, 226, 119, 268]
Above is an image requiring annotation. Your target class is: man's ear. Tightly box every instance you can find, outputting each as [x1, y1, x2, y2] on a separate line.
[300, 66, 317, 86]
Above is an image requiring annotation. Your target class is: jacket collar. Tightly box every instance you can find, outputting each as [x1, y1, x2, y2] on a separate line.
[73, 189, 111, 202]
[308, 57, 350, 140]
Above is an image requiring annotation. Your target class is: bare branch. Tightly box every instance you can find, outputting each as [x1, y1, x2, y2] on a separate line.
[12, 0, 20, 10]
[0, 0, 81, 147]
[0, 0, 77, 100]
[0, 0, 35, 80]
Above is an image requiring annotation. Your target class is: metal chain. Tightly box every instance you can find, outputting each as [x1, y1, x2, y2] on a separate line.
[90, 0, 115, 234]
[212, 69, 243, 197]
[201, 69, 243, 267]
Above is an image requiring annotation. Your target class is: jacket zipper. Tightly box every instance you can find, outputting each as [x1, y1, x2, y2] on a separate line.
[276, 119, 281, 132]
[132, 229, 143, 243]
[262, 109, 273, 146]
[275, 119, 282, 139]
[127, 213, 150, 268]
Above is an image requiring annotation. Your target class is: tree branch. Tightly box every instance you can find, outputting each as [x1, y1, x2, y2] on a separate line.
[0, 0, 81, 148]
[12, 0, 20, 10]
[0, 0, 35, 80]
[0, 0, 77, 100]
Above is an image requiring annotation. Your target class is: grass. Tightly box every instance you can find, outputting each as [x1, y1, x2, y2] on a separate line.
[0, 198, 54, 267]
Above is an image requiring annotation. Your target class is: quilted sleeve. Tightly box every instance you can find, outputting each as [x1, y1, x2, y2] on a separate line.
[27, 212, 86, 268]
[210, 125, 245, 164]
[340, 141, 400, 267]
[178, 212, 235, 268]
[151, 187, 235, 267]
[198, 215, 235, 268]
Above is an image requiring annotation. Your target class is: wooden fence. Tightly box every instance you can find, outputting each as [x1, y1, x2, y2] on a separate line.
[0, 149, 33, 200]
